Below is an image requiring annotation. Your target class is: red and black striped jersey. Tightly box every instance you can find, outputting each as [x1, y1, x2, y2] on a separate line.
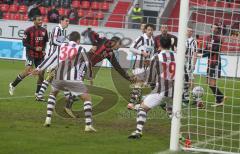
[23, 26, 48, 59]
[203, 34, 223, 65]
[89, 37, 131, 81]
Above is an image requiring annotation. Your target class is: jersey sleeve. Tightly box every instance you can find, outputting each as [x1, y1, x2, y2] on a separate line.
[81, 48, 93, 80]
[52, 27, 64, 46]
[22, 29, 35, 50]
[129, 36, 143, 55]
[37, 50, 58, 71]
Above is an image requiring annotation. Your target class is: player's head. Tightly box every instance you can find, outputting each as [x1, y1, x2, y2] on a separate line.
[140, 22, 146, 33]
[33, 15, 43, 27]
[60, 15, 70, 29]
[160, 35, 171, 50]
[69, 31, 81, 44]
[110, 36, 121, 50]
[161, 25, 168, 35]
[211, 23, 219, 35]
[187, 27, 193, 38]
[144, 23, 155, 37]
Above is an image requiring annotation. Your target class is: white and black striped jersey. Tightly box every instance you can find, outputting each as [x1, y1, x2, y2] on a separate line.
[130, 33, 155, 69]
[37, 41, 92, 81]
[147, 50, 175, 96]
[185, 37, 197, 72]
[48, 24, 66, 56]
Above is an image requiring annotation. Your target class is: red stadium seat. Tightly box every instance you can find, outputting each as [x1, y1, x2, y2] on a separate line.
[96, 11, 104, 20]
[39, 7, 48, 15]
[89, 19, 99, 26]
[79, 18, 89, 25]
[81, 1, 90, 9]
[19, 5, 28, 14]
[1, 4, 9, 12]
[78, 10, 84, 17]
[59, 8, 67, 16]
[9, 4, 19, 13]
[43, 17, 48, 23]
[91, 2, 100, 10]
[71, 0, 81, 8]
[23, 14, 28, 20]
[13, 13, 20, 20]
[101, 2, 109, 11]
[86, 10, 94, 19]
[3, 13, 10, 20]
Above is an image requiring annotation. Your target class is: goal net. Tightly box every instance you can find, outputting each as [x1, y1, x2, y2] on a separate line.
[171, 0, 240, 153]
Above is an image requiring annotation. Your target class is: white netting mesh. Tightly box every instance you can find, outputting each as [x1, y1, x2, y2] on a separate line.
[179, 0, 240, 153]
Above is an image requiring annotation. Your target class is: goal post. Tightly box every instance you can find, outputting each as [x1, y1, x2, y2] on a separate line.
[170, 0, 240, 153]
[169, 0, 189, 151]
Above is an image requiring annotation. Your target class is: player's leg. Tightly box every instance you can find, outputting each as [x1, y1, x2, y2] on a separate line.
[36, 69, 55, 101]
[182, 67, 190, 105]
[35, 58, 45, 97]
[207, 64, 226, 106]
[9, 58, 34, 95]
[63, 91, 76, 118]
[128, 92, 165, 139]
[44, 90, 59, 127]
[80, 93, 97, 132]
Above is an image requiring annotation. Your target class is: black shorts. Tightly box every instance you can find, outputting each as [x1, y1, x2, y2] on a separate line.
[25, 56, 44, 68]
[207, 63, 221, 79]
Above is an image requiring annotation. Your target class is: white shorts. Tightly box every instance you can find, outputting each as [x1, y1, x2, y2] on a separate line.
[143, 92, 166, 109]
[51, 80, 87, 96]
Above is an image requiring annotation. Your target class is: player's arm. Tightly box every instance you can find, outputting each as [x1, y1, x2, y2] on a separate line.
[202, 36, 211, 57]
[107, 52, 132, 81]
[36, 50, 58, 72]
[146, 55, 157, 84]
[129, 36, 146, 55]
[192, 40, 198, 71]
[22, 30, 35, 50]
[81, 49, 93, 80]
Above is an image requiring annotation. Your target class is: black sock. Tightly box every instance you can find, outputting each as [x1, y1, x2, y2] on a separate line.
[11, 75, 24, 87]
[209, 86, 223, 102]
[36, 84, 42, 94]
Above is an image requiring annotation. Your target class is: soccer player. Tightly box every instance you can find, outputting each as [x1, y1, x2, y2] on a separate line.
[128, 35, 175, 139]
[127, 23, 155, 110]
[154, 25, 178, 52]
[36, 15, 69, 101]
[9, 15, 48, 96]
[203, 24, 227, 107]
[32, 31, 96, 131]
[64, 36, 136, 116]
[182, 27, 198, 105]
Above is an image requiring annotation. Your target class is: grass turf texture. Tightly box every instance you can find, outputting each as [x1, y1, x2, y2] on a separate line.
[0, 60, 239, 154]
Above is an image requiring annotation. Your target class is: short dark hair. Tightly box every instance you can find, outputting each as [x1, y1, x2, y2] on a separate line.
[69, 31, 80, 42]
[160, 36, 171, 49]
[33, 15, 42, 21]
[59, 15, 69, 21]
[144, 23, 155, 30]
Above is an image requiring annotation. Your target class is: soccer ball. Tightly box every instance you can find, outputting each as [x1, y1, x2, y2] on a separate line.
[192, 86, 204, 98]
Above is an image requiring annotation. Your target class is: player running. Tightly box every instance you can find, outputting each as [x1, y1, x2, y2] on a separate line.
[36, 15, 69, 101]
[127, 23, 155, 110]
[9, 15, 48, 96]
[128, 35, 175, 139]
[32, 31, 96, 131]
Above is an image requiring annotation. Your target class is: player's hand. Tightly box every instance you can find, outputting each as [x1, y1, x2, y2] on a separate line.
[35, 47, 43, 51]
[91, 46, 97, 52]
[142, 51, 150, 57]
[144, 60, 150, 67]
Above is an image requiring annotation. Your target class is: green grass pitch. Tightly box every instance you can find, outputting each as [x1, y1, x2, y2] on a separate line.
[0, 60, 239, 154]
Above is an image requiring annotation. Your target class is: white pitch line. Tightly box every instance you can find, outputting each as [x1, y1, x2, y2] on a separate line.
[193, 131, 240, 147]
[0, 96, 34, 100]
